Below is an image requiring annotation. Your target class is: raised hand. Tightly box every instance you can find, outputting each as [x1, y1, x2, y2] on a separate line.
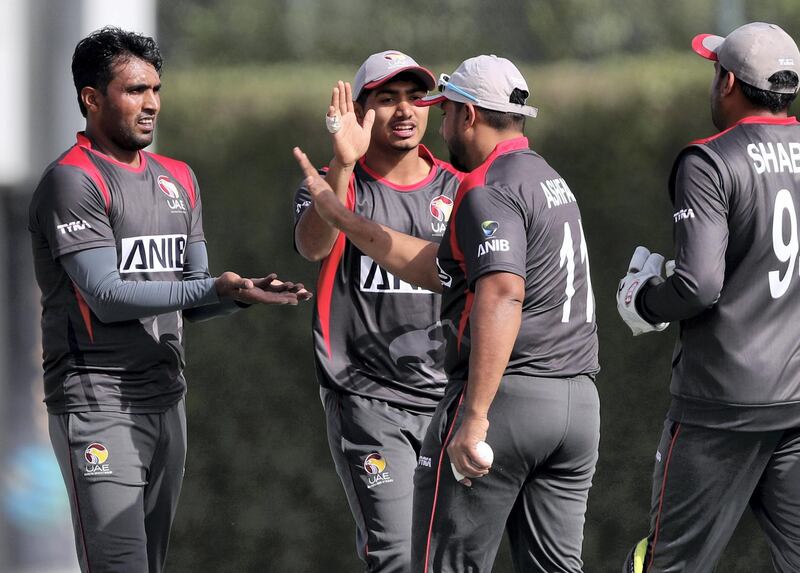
[328, 81, 375, 167]
[293, 147, 348, 228]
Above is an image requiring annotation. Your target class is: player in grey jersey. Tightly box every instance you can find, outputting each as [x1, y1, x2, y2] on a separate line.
[29, 27, 310, 573]
[295, 54, 599, 573]
[293, 51, 461, 571]
[617, 23, 800, 572]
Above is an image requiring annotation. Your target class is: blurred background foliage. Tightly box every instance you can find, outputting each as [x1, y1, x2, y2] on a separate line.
[147, 1, 800, 571]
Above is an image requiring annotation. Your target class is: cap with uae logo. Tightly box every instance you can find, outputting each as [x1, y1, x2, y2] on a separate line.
[692, 22, 800, 94]
[352, 51, 436, 101]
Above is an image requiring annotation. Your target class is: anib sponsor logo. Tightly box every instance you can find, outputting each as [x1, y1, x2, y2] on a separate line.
[84, 443, 112, 477]
[157, 176, 187, 212]
[481, 220, 499, 238]
[430, 195, 453, 236]
[360, 256, 433, 294]
[119, 234, 187, 274]
[364, 452, 394, 489]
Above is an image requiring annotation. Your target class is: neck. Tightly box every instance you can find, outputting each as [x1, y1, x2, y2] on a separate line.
[362, 146, 431, 185]
[84, 126, 141, 167]
[468, 127, 524, 170]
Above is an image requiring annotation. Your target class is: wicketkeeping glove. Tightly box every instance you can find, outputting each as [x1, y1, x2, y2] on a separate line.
[617, 246, 669, 336]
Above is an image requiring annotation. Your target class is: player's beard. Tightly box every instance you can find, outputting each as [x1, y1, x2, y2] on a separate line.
[446, 131, 470, 172]
[105, 114, 156, 152]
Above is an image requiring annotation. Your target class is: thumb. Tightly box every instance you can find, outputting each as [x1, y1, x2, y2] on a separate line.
[362, 109, 376, 133]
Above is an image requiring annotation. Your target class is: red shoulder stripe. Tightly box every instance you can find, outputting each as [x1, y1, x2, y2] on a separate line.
[58, 146, 111, 214]
[690, 116, 800, 145]
[146, 152, 197, 208]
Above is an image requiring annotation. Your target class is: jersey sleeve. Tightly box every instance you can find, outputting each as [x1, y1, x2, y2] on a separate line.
[292, 168, 329, 227]
[640, 148, 729, 322]
[188, 167, 205, 244]
[30, 164, 116, 259]
[455, 185, 527, 290]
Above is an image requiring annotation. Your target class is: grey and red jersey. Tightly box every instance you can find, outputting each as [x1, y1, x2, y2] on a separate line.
[29, 133, 204, 414]
[436, 137, 599, 382]
[294, 146, 462, 413]
[640, 117, 800, 430]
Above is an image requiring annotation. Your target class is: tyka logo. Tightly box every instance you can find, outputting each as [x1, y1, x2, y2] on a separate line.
[158, 176, 187, 212]
[56, 220, 92, 235]
[119, 234, 187, 274]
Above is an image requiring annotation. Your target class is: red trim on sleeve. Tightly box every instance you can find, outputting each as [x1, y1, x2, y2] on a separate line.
[146, 152, 197, 208]
[690, 116, 799, 145]
[648, 423, 682, 572]
[58, 144, 111, 214]
[71, 284, 94, 343]
[423, 389, 466, 573]
[691, 34, 718, 61]
[316, 174, 357, 359]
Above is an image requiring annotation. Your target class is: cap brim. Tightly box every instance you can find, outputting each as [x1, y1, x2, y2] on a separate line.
[415, 94, 447, 107]
[692, 33, 723, 61]
[362, 66, 436, 92]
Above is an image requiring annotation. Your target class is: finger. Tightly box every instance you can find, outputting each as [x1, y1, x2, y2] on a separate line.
[628, 246, 650, 273]
[293, 147, 319, 180]
[239, 278, 254, 290]
[643, 253, 665, 276]
[344, 82, 354, 114]
[330, 85, 340, 115]
[298, 290, 313, 300]
[338, 80, 348, 115]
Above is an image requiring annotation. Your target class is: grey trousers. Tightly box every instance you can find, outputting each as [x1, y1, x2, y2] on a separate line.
[412, 374, 600, 573]
[321, 387, 433, 572]
[48, 400, 187, 573]
[640, 420, 800, 573]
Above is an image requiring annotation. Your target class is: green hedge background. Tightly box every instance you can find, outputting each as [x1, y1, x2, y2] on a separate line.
[155, 53, 774, 571]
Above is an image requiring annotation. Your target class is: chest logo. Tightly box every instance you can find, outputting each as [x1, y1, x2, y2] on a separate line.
[430, 195, 453, 236]
[158, 176, 188, 212]
[360, 256, 433, 294]
[120, 234, 187, 274]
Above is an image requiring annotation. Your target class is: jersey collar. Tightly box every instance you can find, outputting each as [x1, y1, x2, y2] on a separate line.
[358, 144, 438, 191]
[690, 116, 799, 145]
[478, 136, 529, 169]
[76, 132, 148, 173]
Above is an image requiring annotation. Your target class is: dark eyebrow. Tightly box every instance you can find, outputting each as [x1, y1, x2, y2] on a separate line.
[126, 82, 161, 92]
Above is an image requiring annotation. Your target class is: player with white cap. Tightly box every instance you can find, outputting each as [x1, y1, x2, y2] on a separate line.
[618, 22, 800, 572]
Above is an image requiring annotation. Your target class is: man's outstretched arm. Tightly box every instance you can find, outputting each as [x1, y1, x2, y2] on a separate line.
[293, 146, 442, 293]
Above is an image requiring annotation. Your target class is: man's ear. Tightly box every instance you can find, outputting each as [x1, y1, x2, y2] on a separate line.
[81, 86, 102, 114]
[721, 70, 736, 97]
[463, 103, 478, 128]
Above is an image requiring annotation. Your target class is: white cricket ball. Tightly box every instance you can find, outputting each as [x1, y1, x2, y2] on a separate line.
[474, 440, 494, 466]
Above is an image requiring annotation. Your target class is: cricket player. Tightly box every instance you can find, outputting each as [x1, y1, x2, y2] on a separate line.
[617, 22, 800, 573]
[29, 27, 310, 572]
[293, 51, 461, 571]
[294, 54, 600, 572]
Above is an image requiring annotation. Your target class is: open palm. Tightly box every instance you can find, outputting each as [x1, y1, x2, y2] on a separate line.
[328, 81, 375, 166]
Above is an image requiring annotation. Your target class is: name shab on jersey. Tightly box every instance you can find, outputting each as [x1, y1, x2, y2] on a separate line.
[360, 256, 433, 294]
[120, 234, 187, 274]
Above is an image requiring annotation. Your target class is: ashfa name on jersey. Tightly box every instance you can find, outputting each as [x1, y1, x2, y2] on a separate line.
[364, 452, 393, 489]
[120, 234, 187, 274]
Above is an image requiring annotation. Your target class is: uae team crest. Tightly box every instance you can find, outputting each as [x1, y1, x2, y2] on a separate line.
[364, 452, 393, 489]
[84, 442, 113, 477]
[430, 195, 453, 236]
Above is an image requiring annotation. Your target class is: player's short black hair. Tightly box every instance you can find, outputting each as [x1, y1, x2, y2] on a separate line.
[71, 26, 162, 117]
[356, 71, 429, 108]
[723, 65, 799, 113]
